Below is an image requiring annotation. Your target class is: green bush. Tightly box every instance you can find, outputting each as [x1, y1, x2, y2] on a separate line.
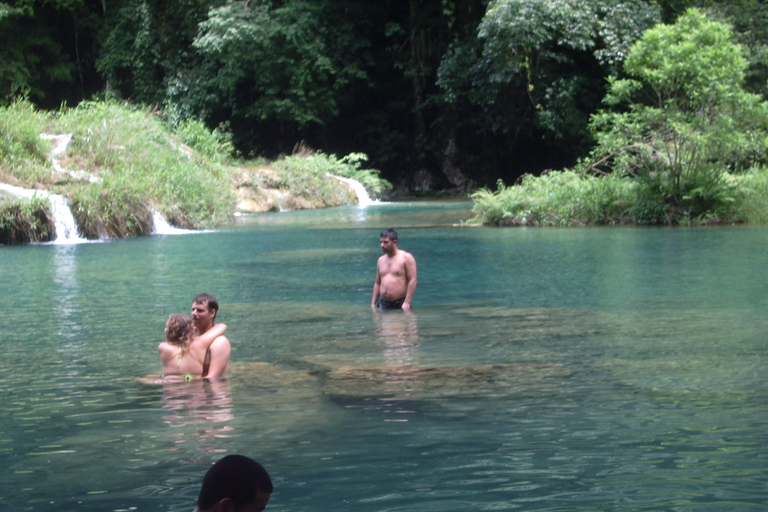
[175, 118, 234, 163]
[469, 171, 635, 226]
[0, 195, 55, 244]
[53, 101, 234, 229]
[71, 187, 152, 239]
[0, 100, 51, 185]
[271, 150, 391, 204]
[732, 166, 768, 224]
[587, 9, 768, 224]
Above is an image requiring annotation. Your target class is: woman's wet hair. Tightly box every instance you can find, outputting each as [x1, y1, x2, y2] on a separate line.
[165, 313, 194, 345]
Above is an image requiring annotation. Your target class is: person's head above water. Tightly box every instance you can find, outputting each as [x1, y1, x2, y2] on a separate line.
[380, 228, 398, 241]
[192, 294, 220, 335]
[193, 293, 219, 321]
[165, 313, 194, 345]
[194, 454, 273, 512]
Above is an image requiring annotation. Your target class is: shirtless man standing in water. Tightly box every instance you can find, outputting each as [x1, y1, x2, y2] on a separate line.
[191, 293, 231, 379]
[371, 229, 417, 311]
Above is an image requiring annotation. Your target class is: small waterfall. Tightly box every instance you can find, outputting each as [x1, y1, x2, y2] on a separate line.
[329, 174, 376, 207]
[0, 183, 88, 244]
[151, 209, 195, 235]
[48, 194, 87, 243]
[39, 133, 101, 183]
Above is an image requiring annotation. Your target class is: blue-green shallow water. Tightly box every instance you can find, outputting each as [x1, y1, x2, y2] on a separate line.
[1, 200, 766, 512]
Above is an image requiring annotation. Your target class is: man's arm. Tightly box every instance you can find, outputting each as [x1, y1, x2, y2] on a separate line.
[402, 253, 417, 311]
[190, 323, 227, 350]
[205, 336, 231, 378]
[371, 266, 382, 308]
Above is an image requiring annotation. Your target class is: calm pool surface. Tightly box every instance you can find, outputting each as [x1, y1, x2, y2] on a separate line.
[1, 201, 767, 511]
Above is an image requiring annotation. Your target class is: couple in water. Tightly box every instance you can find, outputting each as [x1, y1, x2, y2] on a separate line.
[158, 294, 231, 382]
[155, 228, 415, 384]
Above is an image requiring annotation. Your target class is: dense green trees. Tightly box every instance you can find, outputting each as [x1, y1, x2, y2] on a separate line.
[587, 8, 768, 222]
[438, 0, 661, 185]
[471, 8, 768, 226]
[2, 0, 768, 192]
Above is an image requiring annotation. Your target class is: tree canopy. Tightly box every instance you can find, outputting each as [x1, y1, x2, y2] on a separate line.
[2, 0, 768, 192]
[587, 8, 768, 222]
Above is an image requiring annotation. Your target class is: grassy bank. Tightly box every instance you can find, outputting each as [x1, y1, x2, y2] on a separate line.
[0, 100, 390, 244]
[468, 169, 768, 227]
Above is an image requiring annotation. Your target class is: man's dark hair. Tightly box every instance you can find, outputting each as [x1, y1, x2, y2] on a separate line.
[380, 228, 398, 241]
[193, 293, 219, 320]
[197, 455, 273, 509]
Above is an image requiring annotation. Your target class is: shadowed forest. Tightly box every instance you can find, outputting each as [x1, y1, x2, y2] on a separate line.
[3, 0, 767, 192]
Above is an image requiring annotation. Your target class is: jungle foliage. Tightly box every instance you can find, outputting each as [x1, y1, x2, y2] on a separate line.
[471, 9, 768, 226]
[0, 195, 54, 243]
[3, 0, 768, 193]
[0, 99, 391, 243]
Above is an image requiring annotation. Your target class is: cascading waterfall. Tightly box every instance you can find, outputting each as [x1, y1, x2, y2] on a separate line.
[0, 183, 87, 244]
[2, 132, 377, 244]
[47, 193, 87, 243]
[1, 134, 94, 244]
[151, 209, 195, 235]
[39, 133, 101, 183]
[1, 182, 191, 241]
[329, 174, 377, 207]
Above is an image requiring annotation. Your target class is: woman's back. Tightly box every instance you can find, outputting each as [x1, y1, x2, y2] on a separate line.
[159, 314, 226, 380]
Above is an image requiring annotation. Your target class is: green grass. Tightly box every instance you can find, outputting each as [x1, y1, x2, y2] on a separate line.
[53, 101, 234, 233]
[269, 147, 391, 206]
[0, 100, 51, 186]
[0, 100, 391, 243]
[732, 166, 768, 224]
[469, 171, 637, 226]
[469, 167, 768, 227]
[0, 195, 55, 243]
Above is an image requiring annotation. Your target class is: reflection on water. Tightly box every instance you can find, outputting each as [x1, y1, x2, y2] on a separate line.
[1, 203, 767, 512]
[374, 310, 421, 421]
[161, 379, 234, 453]
[52, 244, 82, 342]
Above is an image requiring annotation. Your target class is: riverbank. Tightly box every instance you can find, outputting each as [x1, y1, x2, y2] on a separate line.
[0, 101, 391, 244]
[468, 168, 768, 227]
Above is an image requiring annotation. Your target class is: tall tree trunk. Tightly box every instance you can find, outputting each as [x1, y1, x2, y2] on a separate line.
[409, 0, 426, 149]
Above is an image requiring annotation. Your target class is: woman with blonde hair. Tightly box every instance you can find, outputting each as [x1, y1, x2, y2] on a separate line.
[158, 313, 227, 382]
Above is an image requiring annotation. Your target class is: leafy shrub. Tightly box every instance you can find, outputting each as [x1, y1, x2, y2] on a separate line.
[175, 118, 233, 162]
[0, 196, 55, 244]
[731, 166, 768, 224]
[587, 9, 768, 224]
[70, 179, 153, 239]
[271, 149, 391, 205]
[53, 101, 234, 229]
[469, 171, 635, 226]
[0, 100, 51, 185]
[628, 196, 667, 225]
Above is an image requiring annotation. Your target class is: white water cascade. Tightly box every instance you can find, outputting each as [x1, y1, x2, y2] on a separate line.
[151, 208, 195, 235]
[329, 174, 376, 207]
[39, 133, 101, 183]
[0, 133, 96, 243]
[0, 183, 88, 244]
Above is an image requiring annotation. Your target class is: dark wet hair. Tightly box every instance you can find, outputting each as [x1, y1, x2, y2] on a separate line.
[380, 228, 398, 241]
[197, 455, 273, 509]
[193, 293, 219, 320]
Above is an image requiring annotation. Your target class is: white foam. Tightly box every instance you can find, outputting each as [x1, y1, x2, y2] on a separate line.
[151, 209, 196, 235]
[329, 174, 378, 207]
[0, 183, 88, 244]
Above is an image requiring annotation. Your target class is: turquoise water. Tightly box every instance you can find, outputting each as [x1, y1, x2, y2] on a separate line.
[1, 201, 767, 512]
